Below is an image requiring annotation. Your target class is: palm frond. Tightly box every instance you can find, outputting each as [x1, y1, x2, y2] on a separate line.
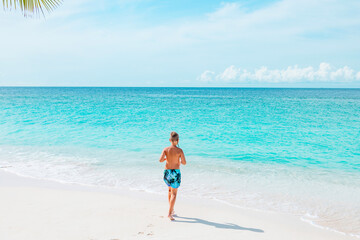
[2, 0, 62, 17]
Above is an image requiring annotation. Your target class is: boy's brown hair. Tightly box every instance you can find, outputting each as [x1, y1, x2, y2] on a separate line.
[170, 131, 179, 142]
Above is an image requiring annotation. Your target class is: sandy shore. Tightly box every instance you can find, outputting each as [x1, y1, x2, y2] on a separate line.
[0, 170, 356, 240]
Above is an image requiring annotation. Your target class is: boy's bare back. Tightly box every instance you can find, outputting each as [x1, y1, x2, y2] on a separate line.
[160, 146, 186, 169]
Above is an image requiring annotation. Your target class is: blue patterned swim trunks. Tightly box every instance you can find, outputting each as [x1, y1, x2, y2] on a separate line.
[163, 169, 181, 189]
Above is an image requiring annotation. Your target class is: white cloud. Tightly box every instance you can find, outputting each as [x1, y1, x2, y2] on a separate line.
[207, 2, 243, 20]
[198, 70, 215, 82]
[356, 72, 360, 80]
[217, 65, 238, 82]
[200, 63, 360, 83]
[329, 66, 354, 81]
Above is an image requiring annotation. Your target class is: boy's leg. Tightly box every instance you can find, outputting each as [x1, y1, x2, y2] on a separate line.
[168, 188, 178, 220]
[168, 187, 171, 204]
[168, 187, 175, 215]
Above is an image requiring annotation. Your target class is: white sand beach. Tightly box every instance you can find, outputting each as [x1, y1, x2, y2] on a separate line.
[0, 170, 356, 240]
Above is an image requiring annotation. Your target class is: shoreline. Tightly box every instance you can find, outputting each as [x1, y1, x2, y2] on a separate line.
[0, 169, 356, 240]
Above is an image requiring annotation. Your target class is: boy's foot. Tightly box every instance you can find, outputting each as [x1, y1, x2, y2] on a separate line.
[168, 215, 175, 221]
[171, 210, 176, 215]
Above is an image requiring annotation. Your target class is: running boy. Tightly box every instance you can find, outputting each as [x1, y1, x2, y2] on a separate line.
[159, 132, 187, 221]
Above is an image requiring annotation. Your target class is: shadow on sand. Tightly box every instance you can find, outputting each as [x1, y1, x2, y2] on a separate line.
[173, 216, 264, 233]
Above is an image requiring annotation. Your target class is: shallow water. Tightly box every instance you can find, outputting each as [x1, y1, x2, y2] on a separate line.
[0, 87, 359, 237]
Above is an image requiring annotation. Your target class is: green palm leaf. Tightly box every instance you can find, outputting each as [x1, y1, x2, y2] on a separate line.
[2, 0, 62, 17]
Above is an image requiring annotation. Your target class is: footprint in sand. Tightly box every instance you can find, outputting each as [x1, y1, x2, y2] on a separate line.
[145, 224, 154, 236]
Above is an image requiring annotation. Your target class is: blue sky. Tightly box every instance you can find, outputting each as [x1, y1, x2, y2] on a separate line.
[0, 0, 360, 87]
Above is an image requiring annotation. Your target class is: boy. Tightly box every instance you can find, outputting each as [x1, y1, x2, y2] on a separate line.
[159, 131, 187, 221]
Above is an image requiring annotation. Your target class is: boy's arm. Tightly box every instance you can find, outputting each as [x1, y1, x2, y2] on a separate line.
[159, 149, 167, 162]
[180, 149, 186, 165]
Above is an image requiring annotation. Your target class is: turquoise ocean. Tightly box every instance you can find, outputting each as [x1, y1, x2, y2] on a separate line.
[0, 87, 359, 236]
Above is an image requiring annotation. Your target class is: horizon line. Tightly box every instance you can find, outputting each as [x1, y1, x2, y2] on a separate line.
[1, 86, 360, 89]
